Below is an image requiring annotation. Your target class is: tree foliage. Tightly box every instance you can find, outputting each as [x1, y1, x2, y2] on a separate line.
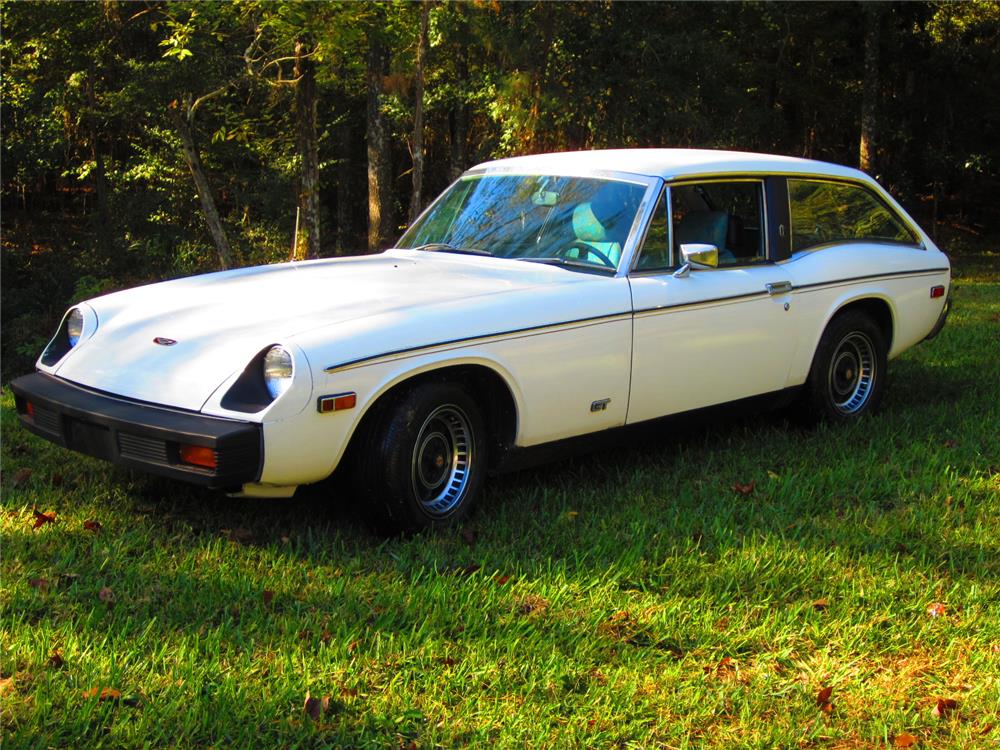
[2, 1, 998, 376]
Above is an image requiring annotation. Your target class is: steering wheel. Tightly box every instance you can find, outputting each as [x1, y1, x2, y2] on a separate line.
[559, 242, 617, 269]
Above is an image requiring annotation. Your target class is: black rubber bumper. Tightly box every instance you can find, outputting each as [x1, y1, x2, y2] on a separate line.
[10, 372, 262, 488]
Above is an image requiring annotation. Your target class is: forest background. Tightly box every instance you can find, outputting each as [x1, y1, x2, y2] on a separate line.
[2, 0, 998, 381]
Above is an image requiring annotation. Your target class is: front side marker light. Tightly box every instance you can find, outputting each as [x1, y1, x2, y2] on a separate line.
[317, 392, 357, 413]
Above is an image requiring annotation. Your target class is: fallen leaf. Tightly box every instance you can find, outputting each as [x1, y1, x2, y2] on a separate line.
[437, 657, 458, 666]
[82, 687, 121, 702]
[222, 527, 253, 543]
[347, 640, 360, 653]
[47, 650, 65, 668]
[812, 598, 829, 611]
[816, 685, 833, 713]
[933, 697, 958, 717]
[731, 480, 756, 496]
[32, 510, 57, 528]
[98, 586, 116, 608]
[704, 656, 735, 675]
[927, 602, 947, 618]
[262, 589, 274, 606]
[83, 520, 102, 533]
[320, 629, 332, 643]
[494, 574, 511, 586]
[461, 527, 478, 546]
[563, 510, 579, 520]
[0, 677, 13, 695]
[28, 577, 49, 591]
[942, 439, 958, 448]
[340, 687, 359, 698]
[304, 693, 330, 721]
[51, 473, 64, 487]
[893, 733, 918, 748]
[13, 468, 33, 487]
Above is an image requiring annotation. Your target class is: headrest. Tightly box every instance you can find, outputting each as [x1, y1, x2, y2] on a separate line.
[572, 202, 609, 242]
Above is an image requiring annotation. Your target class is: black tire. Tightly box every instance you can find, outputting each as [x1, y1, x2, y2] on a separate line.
[354, 381, 488, 534]
[800, 310, 888, 423]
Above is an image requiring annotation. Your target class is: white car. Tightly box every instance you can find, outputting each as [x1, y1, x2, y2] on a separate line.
[12, 149, 951, 532]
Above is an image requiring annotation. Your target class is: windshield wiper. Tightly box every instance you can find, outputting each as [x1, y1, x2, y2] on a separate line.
[411, 243, 493, 257]
[518, 257, 615, 274]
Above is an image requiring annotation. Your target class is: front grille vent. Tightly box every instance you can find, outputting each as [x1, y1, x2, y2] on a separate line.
[32, 405, 62, 435]
[118, 433, 169, 464]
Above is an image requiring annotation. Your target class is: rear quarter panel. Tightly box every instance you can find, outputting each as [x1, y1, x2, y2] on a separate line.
[783, 242, 950, 386]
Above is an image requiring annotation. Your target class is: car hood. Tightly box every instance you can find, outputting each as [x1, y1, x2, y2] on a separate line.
[49, 250, 614, 411]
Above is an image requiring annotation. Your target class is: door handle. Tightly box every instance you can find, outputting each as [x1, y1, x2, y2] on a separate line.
[766, 281, 792, 295]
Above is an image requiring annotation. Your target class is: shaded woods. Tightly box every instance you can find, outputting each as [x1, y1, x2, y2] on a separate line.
[2, 1, 998, 377]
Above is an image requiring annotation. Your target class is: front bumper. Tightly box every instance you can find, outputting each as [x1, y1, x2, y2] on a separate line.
[10, 372, 262, 488]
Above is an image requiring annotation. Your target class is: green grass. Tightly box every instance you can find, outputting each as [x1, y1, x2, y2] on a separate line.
[3, 255, 998, 749]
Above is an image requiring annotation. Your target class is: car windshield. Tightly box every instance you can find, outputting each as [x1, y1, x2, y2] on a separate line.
[397, 174, 646, 271]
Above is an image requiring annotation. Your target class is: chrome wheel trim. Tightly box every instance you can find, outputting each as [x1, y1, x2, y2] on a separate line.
[827, 331, 876, 415]
[410, 404, 474, 517]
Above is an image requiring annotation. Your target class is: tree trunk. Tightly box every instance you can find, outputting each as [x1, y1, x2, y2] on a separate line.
[335, 117, 352, 254]
[168, 105, 234, 270]
[448, 15, 469, 180]
[859, 4, 881, 174]
[409, 2, 431, 223]
[366, 21, 392, 251]
[295, 38, 321, 259]
[85, 71, 112, 256]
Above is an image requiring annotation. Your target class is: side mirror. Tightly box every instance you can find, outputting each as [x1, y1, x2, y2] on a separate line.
[673, 243, 719, 278]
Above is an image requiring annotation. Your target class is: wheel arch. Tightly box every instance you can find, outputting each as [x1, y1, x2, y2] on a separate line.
[344, 359, 521, 473]
[824, 294, 895, 353]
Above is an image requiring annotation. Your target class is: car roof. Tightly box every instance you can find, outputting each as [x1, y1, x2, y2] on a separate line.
[470, 148, 871, 183]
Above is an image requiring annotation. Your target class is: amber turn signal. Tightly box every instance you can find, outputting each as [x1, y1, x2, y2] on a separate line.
[317, 392, 357, 413]
[179, 443, 217, 469]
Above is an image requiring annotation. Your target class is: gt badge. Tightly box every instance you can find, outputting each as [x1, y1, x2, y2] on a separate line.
[153, 337, 177, 346]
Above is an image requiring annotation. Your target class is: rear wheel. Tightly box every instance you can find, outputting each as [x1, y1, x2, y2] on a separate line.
[801, 310, 888, 423]
[355, 381, 487, 534]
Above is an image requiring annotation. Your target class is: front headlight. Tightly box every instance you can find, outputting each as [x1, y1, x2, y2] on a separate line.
[262, 346, 294, 399]
[66, 308, 85, 347]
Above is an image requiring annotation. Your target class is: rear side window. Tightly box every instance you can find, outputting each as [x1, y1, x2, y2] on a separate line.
[788, 179, 917, 252]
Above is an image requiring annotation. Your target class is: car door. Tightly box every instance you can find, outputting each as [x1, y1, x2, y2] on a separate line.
[627, 178, 800, 424]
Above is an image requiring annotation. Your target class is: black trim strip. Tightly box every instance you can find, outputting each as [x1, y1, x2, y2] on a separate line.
[792, 267, 949, 292]
[633, 289, 770, 316]
[323, 312, 631, 372]
[323, 266, 949, 373]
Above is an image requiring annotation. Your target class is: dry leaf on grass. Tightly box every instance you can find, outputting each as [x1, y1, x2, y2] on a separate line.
[816, 685, 833, 708]
[731, 480, 756, 496]
[83, 687, 121, 702]
[12, 468, 33, 487]
[83, 519, 103, 533]
[262, 589, 274, 606]
[32, 510, 57, 528]
[926, 602, 947, 618]
[893, 733, 918, 748]
[98, 586, 116, 609]
[933, 697, 958, 717]
[812, 598, 829, 611]
[304, 693, 330, 721]
[28, 577, 49, 591]
[47, 650, 65, 668]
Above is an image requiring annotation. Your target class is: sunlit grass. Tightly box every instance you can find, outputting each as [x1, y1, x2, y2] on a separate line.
[2, 255, 998, 749]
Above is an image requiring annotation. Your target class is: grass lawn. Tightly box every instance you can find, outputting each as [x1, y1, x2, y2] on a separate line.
[2, 254, 998, 749]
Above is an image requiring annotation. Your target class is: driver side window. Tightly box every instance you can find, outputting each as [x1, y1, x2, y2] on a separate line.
[671, 181, 766, 266]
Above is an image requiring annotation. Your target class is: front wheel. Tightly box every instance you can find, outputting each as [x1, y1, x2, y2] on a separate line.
[355, 381, 488, 534]
[800, 310, 888, 423]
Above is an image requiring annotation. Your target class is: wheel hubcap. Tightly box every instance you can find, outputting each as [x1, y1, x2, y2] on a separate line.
[410, 404, 474, 517]
[827, 332, 876, 415]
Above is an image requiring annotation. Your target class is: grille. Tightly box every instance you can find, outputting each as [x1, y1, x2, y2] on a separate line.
[32, 405, 62, 435]
[118, 433, 169, 464]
